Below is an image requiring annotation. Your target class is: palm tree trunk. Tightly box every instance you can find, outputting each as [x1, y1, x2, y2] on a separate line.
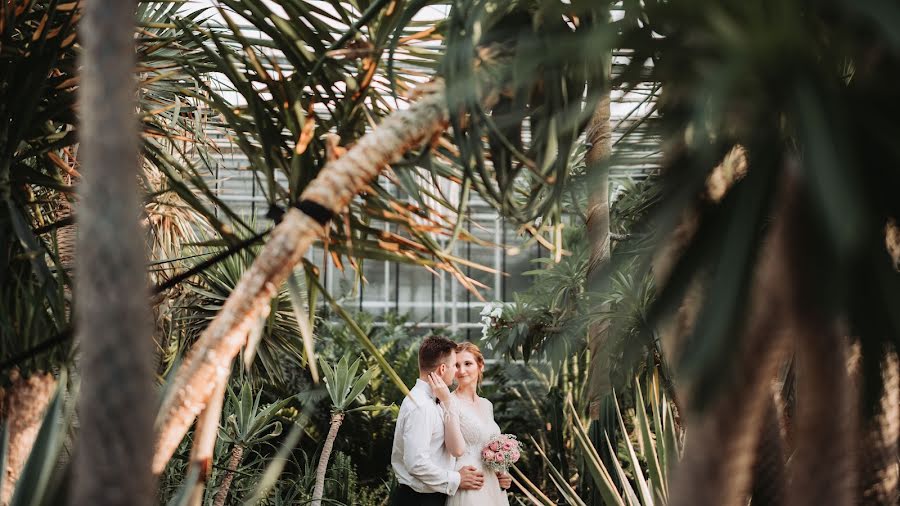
[774, 358, 796, 454]
[582, 93, 616, 506]
[312, 412, 345, 506]
[667, 319, 787, 506]
[780, 181, 856, 506]
[748, 394, 787, 506]
[55, 174, 77, 273]
[789, 328, 856, 506]
[212, 444, 245, 506]
[70, 0, 155, 504]
[858, 348, 899, 504]
[153, 88, 449, 473]
[886, 219, 900, 271]
[0, 369, 56, 504]
[667, 287, 789, 506]
[668, 169, 788, 506]
[585, 93, 612, 422]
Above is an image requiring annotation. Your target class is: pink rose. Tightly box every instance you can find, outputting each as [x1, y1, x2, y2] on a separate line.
[482, 450, 494, 460]
[510, 450, 520, 462]
[502, 442, 513, 450]
[494, 452, 505, 463]
[489, 441, 500, 451]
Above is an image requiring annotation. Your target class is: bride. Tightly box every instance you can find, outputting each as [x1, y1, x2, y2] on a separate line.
[427, 342, 511, 505]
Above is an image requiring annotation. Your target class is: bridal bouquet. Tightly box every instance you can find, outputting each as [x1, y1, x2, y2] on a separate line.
[481, 434, 521, 473]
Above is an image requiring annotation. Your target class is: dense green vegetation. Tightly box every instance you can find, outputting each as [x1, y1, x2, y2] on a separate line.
[1, 0, 898, 504]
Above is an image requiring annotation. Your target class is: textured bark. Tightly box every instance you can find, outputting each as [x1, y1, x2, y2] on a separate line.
[585, 93, 612, 420]
[53, 174, 77, 316]
[789, 330, 856, 506]
[782, 184, 856, 506]
[667, 312, 786, 506]
[858, 349, 899, 505]
[667, 200, 791, 506]
[773, 359, 796, 457]
[748, 393, 788, 506]
[187, 372, 229, 506]
[0, 369, 56, 504]
[212, 444, 245, 506]
[55, 176, 77, 271]
[886, 219, 900, 271]
[70, 0, 156, 503]
[312, 412, 345, 506]
[153, 90, 449, 473]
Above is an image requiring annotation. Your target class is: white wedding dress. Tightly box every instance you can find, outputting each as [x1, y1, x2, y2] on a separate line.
[446, 394, 510, 506]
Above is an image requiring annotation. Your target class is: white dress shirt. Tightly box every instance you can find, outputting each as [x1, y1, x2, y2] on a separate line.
[391, 379, 461, 495]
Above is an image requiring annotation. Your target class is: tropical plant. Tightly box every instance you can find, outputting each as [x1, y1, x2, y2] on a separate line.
[314, 311, 418, 480]
[0, 372, 72, 506]
[70, 0, 158, 502]
[151, 0, 613, 471]
[6, 0, 898, 504]
[474, 173, 664, 503]
[172, 239, 311, 389]
[481, 178, 661, 382]
[152, 79, 447, 474]
[159, 383, 309, 506]
[0, 1, 221, 497]
[322, 451, 391, 506]
[439, 0, 900, 503]
[311, 355, 378, 506]
[600, 1, 900, 504]
[0, 0, 81, 493]
[513, 370, 681, 506]
[210, 381, 299, 506]
[318, 311, 422, 403]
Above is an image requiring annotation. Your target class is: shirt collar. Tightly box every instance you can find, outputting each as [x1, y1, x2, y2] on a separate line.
[414, 378, 437, 401]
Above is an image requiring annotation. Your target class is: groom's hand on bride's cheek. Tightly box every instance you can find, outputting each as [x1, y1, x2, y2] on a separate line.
[459, 466, 484, 490]
[497, 472, 512, 489]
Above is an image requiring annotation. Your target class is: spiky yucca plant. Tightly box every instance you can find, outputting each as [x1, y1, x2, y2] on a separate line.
[514, 370, 681, 506]
[312, 355, 377, 506]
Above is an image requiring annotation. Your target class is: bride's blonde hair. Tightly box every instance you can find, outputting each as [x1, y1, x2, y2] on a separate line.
[455, 341, 485, 388]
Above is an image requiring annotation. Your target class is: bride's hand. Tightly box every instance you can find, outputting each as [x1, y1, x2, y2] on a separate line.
[497, 472, 512, 489]
[426, 372, 451, 405]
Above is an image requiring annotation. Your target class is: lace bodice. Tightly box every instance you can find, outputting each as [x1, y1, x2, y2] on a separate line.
[453, 395, 501, 458]
[446, 394, 510, 506]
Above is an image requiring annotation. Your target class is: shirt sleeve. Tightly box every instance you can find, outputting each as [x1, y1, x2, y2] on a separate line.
[402, 404, 461, 495]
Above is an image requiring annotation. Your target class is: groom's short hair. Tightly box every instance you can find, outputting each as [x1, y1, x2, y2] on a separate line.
[418, 335, 457, 372]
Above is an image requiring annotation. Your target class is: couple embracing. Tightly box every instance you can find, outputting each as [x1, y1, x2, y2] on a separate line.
[390, 336, 511, 506]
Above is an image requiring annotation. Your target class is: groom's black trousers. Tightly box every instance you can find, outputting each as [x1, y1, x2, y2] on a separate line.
[390, 484, 448, 506]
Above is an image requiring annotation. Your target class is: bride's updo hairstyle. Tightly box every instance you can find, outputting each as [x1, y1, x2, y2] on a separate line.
[455, 341, 485, 388]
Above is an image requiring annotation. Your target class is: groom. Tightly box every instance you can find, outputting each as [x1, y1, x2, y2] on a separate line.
[390, 335, 484, 506]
